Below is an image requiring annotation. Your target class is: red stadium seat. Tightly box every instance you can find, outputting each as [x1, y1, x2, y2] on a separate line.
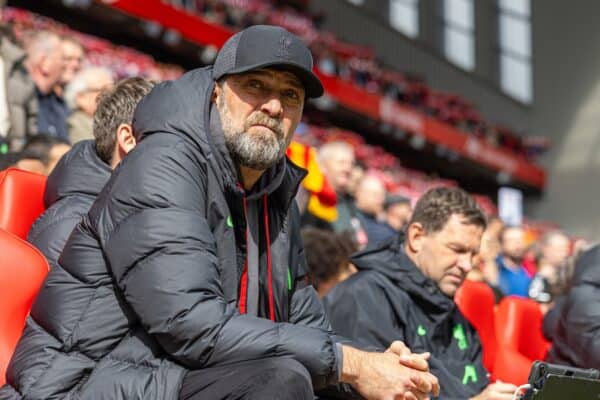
[0, 168, 47, 239]
[454, 280, 497, 373]
[0, 228, 49, 385]
[493, 296, 551, 385]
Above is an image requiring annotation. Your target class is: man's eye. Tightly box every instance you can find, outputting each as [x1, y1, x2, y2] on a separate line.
[247, 80, 263, 89]
[283, 89, 300, 100]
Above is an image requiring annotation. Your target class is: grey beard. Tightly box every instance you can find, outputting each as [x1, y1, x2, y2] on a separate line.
[217, 95, 288, 170]
[225, 129, 287, 170]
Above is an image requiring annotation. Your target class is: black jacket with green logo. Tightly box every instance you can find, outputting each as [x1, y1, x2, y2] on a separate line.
[0, 67, 339, 400]
[324, 234, 489, 400]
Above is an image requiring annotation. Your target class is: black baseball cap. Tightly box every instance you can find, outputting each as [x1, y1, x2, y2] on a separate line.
[384, 194, 411, 210]
[212, 25, 324, 98]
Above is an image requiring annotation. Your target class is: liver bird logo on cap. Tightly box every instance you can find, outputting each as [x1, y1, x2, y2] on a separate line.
[277, 36, 293, 60]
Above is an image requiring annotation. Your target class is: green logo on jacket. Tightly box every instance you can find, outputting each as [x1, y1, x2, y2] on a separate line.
[453, 323, 468, 350]
[462, 364, 478, 385]
[226, 215, 234, 228]
[417, 325, 427, 336]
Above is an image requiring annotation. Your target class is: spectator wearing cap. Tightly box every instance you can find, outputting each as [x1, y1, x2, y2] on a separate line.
[0, 25, 438, 400]
[382, 194, 412, 235]
[28, 77, 154, 271]
[64, 66, 114, 143]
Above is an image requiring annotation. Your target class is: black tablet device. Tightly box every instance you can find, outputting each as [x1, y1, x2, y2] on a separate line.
[522, 361, 600, 400]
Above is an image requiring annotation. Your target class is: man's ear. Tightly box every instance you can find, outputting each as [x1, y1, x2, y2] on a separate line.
[406, 222, 426, 254]
[39, 54, 52, 75]
[212, 80, 222, 103]
[117, 123, 136, 154]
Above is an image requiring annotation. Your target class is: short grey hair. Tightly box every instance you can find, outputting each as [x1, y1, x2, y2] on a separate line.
[64, 67, 114, 110]
[316, 141, 355, 165]
[24, 31, 61, 64]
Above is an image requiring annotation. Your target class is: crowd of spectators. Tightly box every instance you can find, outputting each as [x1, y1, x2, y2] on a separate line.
[0, 7, 183, 170]
[166, 0, 548, 160]
[0, 7, 494, 205]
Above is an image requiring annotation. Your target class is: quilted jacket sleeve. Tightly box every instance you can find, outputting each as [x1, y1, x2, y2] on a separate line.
[28, 199, 88, 269]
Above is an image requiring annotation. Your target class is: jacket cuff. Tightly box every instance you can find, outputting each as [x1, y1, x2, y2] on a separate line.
[334, 342, 343, 382]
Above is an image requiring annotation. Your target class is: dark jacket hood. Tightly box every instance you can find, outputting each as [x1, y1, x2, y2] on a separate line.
[44, 140, 111, 207]
[570, 244, 600, 287]
[132, 66, 305, 204]
[350, 233, 454, 313]
[133, 67, 213, 153]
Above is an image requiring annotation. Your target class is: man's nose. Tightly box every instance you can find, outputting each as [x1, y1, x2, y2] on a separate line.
[457, 254, 473, 273]
[260, 96, 283, 118]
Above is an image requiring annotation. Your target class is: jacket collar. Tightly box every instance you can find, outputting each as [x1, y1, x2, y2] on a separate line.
[351, 234, 456, 314]
[44, 140, 112, 207]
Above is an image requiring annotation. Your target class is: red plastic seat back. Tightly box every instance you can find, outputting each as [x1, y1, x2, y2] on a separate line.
[0, 168, 47, 239]
[455, 280, 497, 372]
[495, 296, 551, 361]
[492, 344, 534, 385]
[0, 228, 49, 385]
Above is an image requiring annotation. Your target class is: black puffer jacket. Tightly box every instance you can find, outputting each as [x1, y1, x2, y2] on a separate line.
[324, 234, 489, 400]
[0, 67, 338, 400]
[27, 140, 111, 268]
[546, 245, 600, 368]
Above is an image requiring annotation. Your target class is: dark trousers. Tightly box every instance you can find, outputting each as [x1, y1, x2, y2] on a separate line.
[179, 357, 314, 400]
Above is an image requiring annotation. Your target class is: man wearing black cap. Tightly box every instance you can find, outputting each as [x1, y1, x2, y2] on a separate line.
[0, 26, 438, 400]
[383, 194, 413, 235]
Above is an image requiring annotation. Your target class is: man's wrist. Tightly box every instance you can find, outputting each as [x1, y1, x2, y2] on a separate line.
[340, 345, 363, 385]
[334, 343, 344, 381]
